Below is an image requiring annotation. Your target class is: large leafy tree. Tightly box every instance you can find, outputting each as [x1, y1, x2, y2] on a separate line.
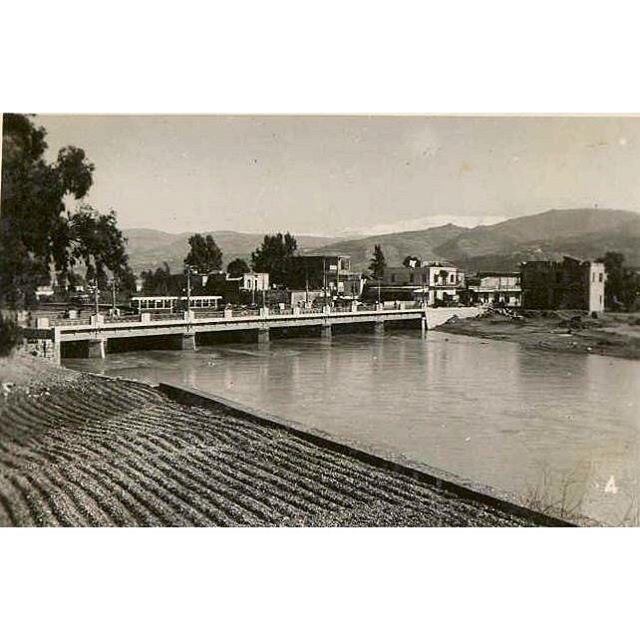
[251, 232, 297, 286]
[184, 233, 223, 273]
[227, 258, 250, 278]
[369, 244, 386, 279]
[67, 204, 135, 290]
[1, 114, 130, 307]
[140, 262, 173, 295]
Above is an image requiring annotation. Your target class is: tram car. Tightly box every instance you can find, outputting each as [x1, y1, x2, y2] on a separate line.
[130, 295, 223, 313]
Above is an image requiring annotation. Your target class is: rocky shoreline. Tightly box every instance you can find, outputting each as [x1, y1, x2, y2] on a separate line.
[0, 354, 565, 527]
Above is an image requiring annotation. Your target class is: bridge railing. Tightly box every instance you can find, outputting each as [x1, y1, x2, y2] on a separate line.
[45, 302, 426, 328]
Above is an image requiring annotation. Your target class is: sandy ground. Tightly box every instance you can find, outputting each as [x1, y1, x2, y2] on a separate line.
[0, 354, 547, 527]
[436, 310, 640, 360]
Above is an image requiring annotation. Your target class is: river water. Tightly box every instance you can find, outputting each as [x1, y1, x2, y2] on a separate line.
[64, 330, 640, 525]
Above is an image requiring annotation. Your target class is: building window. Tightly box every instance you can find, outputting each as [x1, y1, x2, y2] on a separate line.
[391, 274, 395, 283]
[599, 273, 603, 282]
[409, 274, 414, 283]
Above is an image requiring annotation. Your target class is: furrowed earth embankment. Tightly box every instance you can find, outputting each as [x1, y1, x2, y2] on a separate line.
[0, 354, 571, 527]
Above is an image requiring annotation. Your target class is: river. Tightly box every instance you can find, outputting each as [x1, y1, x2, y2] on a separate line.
[64, 330, 640, 525]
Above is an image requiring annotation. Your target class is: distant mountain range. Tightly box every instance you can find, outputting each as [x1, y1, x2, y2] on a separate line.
[123, 229, 342, 274]
[305, 208, 640, 272]
[123, 208, 640, 275]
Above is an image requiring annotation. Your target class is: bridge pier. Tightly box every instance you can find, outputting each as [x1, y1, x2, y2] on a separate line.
[258, 326, 270, 344]
[421, 316, 427, 337]
[87, 338, 107, 359]
[320, 324, 332, 340]
[373, 320, 385, 336]
[182, 332, 196, 350]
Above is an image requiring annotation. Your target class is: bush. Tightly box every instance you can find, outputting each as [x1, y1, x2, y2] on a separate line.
[0, 312, 21, 357]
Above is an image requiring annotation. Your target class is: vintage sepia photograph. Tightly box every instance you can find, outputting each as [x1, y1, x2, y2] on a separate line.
[3, 3, 640, 638]
[1, 113, 638, 528]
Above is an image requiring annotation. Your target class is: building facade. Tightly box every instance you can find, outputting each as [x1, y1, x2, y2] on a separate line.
[379, 262, 465, 306]
[465, 271, 522, 307]
[521, 257, 606, 313]
[290, 255, 364, 298]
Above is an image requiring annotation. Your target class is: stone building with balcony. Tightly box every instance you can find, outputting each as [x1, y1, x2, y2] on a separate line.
[465, 271, 522, 307]
[378, 261, 465, 306]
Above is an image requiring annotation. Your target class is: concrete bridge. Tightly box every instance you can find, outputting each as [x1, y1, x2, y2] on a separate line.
[21, 304, 482, 363]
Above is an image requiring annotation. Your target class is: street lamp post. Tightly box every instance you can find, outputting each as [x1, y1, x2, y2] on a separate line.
[94, 280, 100, 316]
[185, 265, 192, 311]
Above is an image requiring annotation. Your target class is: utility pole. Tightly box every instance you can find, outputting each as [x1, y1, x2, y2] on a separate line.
[186, 265, 192, 311]
[323, 258, 327, 307]
[94, 280, 100, 316]
[111, 278, 117, 312]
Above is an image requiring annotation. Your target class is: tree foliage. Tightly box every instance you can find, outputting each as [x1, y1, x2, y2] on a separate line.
[227, 258, 250, 278]
[0, 312, 21, 357]
[1, 114, 130, 307]
[67, 204, 134, 289]
[402, 255, 420, 268]
[140, 262, 173, 295]
[369, 244, 386, 279]
[184, 234, 222, 273]
[251, 232, 298, 286]
[597, 251, 640, 310]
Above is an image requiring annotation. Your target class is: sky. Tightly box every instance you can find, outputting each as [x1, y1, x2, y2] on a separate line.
[33, 114, 640, 236]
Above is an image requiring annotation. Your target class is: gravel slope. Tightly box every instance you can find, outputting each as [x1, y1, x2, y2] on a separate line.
[0, 364, 539, 527]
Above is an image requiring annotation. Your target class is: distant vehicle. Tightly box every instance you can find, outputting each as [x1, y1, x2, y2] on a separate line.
[130, 295, 223, 312]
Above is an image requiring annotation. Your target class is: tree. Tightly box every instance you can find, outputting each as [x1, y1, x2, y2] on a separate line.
[141, 262, 173, 295]
[184, 234, 222, 273]
[402, 255, 420, 268]
[1, 114, 95, 308]
[597, 251, 640, 310]
[251, 232, 298, 286]
[369, 244, 386, 280]
[66, 204, 133, 291]
[0, 312, 20, 357]
[227, 258, 250, 278]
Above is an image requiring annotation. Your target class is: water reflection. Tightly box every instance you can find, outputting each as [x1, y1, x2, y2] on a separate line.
[65, 331, 640, 525]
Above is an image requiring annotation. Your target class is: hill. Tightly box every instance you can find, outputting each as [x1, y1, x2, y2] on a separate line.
[308, 208, 640, 272]
[300, 223, 466, 270]
[123, 209, 640, 276]
[123, 229, 341, 274]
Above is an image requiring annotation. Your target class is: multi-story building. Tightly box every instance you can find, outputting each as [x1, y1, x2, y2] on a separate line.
[379, 261, 465, 305]
[465, 271, 522, 307]
[520, 256, 606, 313]
[290, 255, 364, 299]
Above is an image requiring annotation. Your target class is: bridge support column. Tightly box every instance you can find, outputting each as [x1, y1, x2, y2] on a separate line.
[258, 326, 270, 344]
[374, 320, 385, 336]
[421, 315, 427, 338]
[182, 332, 196, 350]
[320, 324, 332, 340]
[87, 338, 107, 359]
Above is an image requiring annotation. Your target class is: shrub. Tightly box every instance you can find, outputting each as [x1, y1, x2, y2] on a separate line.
[0, 312, 21, 357]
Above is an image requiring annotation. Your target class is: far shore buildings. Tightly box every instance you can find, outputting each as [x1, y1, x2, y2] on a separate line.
[290, 255, 365, 299]
[465, 271, 522, 307]
[520, 256, 606, 313]
[379, 261, 465, 305]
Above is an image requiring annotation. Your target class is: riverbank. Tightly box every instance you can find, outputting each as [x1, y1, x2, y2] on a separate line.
[436, 309, 640, 360]
[0, 353, 567, 526]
